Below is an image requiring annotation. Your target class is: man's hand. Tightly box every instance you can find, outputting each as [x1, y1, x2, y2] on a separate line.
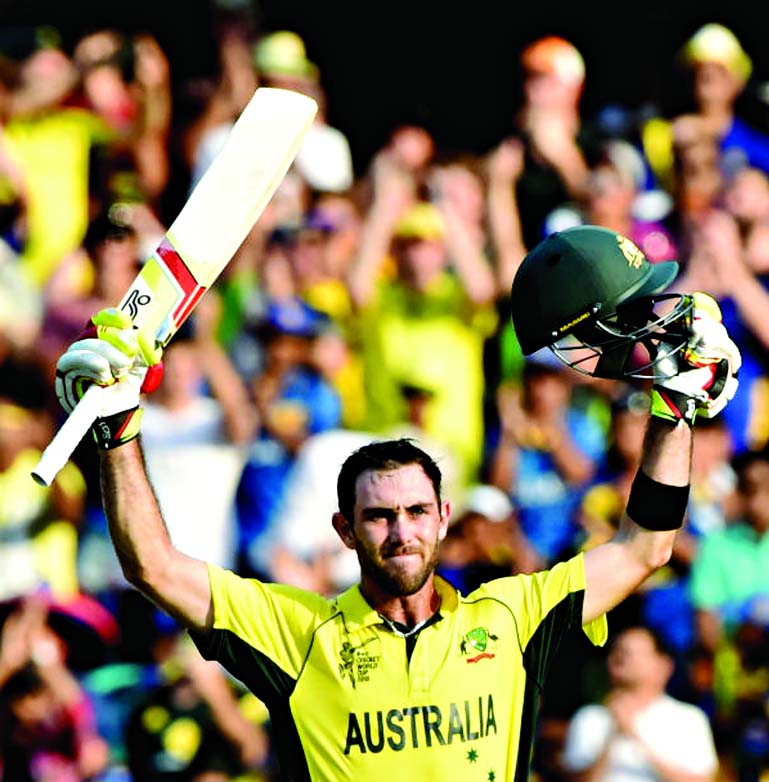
[55, 308, 163, 449]
[651, 292, 741, 426]
[607, 692, 642, 738]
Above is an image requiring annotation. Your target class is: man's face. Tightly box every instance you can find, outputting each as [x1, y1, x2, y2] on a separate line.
[340, 464, 450, 597]
[740, 460, 769, 534]
[11, 688, 55, 732]
[523, 70, 579, 112]
[396, 238, 447, 291]
[524, 370, 570, 416]
[606, 628, 669, 690]
[693, 61, 742, 105]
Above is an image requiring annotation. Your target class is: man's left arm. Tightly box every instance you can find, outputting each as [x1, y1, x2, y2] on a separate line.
[583, 291, 741, 624]
[582, 417, 689, 623]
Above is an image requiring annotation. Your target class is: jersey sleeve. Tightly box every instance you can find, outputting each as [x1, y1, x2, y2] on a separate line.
[191, 563, 334, 698]
[476, 553, 608, 683]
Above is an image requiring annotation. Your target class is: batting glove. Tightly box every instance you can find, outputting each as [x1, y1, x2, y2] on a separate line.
[651, 292, 741, 426]
[56, 308, 164, 449]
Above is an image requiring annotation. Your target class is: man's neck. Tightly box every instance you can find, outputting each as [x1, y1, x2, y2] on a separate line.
[615, 683, 663, 707]
[360, 576, 442, 628]
[698, 106, 733, 135]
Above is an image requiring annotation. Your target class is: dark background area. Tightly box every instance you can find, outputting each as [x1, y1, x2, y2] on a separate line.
[4, 0, 769, 174]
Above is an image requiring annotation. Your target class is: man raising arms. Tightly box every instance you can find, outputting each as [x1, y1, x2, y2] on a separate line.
[54, 227, 740, 780]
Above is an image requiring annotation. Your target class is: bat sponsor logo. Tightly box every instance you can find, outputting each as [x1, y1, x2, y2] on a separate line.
[121, 289, 152, 320]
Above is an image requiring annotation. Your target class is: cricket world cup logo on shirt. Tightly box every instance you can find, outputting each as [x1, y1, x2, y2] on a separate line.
[338, 637, 379, 688]
[460, 627, 498, 663]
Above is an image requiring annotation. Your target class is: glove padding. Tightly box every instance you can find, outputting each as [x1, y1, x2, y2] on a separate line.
[652, 292, 741, 426]
[55, 308, 163, 449]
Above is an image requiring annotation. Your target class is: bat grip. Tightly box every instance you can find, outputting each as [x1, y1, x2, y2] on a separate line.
[31, 385, 107, 486]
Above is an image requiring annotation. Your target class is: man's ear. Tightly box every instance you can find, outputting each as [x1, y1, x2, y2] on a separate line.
[332, 512, 356, 549]
[438, 500, 451, 541]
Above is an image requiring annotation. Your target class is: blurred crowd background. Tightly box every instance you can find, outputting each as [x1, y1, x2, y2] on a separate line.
[2, 1, 769, 780]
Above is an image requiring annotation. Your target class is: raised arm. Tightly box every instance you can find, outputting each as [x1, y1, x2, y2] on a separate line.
[582, 418, 689, 622]
[100, 441, 213, 631]
[486, 138, 528, 294]
[55, 308, 213, 632]
[583, 293, 742, 623]
[430, 164, 497, 304]
[347, 151, 414, 308]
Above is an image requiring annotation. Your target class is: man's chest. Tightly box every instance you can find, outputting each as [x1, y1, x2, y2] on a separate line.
[289, 611, 522, 760]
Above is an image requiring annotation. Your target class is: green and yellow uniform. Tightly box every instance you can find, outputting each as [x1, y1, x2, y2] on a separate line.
[192, 553, 607, 781]
[358, 272, 497, 485]
[3, 108, 110, 287]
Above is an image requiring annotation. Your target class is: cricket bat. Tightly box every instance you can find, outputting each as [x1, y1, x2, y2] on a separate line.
[32, 87, 317, 486]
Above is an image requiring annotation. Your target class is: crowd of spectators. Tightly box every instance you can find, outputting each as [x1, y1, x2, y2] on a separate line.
[1, 9, 769, 781]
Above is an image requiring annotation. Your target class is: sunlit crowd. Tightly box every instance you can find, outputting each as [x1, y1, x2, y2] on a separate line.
[1, 10, 769, 781]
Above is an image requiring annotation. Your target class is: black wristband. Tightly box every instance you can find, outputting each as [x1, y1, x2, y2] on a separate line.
[626, 470, 689, 531]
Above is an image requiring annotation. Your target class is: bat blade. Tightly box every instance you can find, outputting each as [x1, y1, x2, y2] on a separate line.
[32, 87, 317, 486]
[118, 86, 317, 348]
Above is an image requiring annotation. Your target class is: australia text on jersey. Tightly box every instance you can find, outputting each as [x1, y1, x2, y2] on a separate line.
[344, 694, 497, 754]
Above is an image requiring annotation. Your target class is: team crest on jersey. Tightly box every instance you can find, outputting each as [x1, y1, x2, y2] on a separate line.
[616, 234, 646, 269]
[338, 637, 379, 688]
[460, 627, 498, 663]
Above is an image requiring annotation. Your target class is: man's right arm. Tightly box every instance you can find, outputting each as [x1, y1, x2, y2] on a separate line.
[100, 440, 214, 632]
[55, 308, 215, 631]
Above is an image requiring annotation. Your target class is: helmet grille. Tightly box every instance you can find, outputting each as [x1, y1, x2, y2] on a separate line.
[550, 294, 694, 379]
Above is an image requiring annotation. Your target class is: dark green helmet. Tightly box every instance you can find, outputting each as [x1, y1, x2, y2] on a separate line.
[510, 226, 691, 379]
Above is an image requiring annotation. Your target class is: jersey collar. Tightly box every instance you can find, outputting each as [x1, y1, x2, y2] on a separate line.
[335, 575, 460, 632]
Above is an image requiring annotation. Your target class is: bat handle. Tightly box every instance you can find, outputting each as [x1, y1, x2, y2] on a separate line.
[31, 385, 107, 486]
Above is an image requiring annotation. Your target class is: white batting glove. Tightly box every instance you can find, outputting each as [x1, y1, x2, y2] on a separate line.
[55, 308, 163, 449]
[652, 292, 741, 426]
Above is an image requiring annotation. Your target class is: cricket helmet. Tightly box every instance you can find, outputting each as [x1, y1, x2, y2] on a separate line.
[510, 225, 692, 379]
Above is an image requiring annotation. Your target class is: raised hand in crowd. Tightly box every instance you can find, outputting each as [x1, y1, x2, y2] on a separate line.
[486, 137, 527, 293]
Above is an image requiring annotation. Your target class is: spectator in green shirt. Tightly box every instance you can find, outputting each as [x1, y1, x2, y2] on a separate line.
[689, 446, 769, 652]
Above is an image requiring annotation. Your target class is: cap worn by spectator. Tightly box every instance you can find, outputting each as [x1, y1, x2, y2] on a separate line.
[460, 484, 514, 523]
[301, 209, 336, 236]
[257, 300, 327, 340]
[521, 35, 585, 88]
[268, 211, 335, 247]
[253, 30, 318, 81]
[682, 23, 752, 84]
[393, 202, 445, 241]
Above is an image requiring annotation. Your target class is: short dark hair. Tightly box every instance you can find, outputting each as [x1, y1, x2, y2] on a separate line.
[336, 438, 443, 522]
[612, 624, 674, 660]
[732, 445, 769, 493]
[83, 208, 135, 255]
[1, 662, 44, 702]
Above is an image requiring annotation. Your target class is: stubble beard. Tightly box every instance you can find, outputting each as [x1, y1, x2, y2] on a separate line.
[357, 540, 441, 597]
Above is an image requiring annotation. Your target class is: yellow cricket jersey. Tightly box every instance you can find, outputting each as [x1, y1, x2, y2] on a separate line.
[192, 553, 607, 782]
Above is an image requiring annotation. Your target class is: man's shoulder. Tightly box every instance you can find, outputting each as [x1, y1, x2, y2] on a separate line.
[211, 564, 336, 619]
[702, 520, 757, 549]
[570, 702, 610, 722]
[464, 555, 586, 602]
[651, 694, 710, 724]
